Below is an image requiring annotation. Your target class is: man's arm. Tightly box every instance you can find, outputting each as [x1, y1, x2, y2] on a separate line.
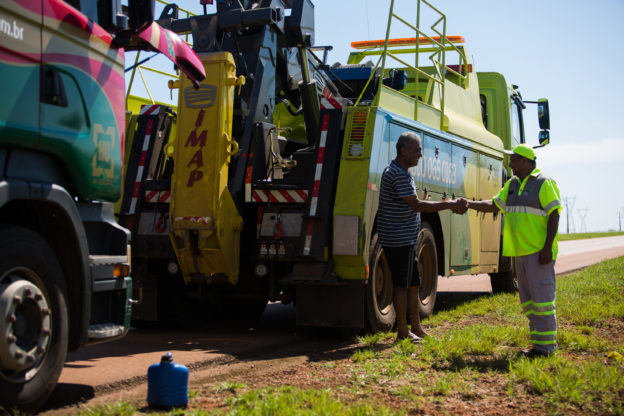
[466, 199, 500, 213]
[539, 210, 560, 264]
[402, 195, 466, 213]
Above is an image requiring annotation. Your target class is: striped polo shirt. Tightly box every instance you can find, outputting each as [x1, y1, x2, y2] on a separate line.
[378, 159, 421, 247]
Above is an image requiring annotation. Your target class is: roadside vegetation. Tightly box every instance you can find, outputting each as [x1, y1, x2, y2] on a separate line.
[74, 256, 624, 415]
[559, 231, 624, 241]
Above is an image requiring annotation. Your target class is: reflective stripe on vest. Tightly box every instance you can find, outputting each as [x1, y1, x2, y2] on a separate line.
[494, 196, 506, 211]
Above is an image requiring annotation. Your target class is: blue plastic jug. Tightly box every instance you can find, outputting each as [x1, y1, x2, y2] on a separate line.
[147, 352, 189, 408]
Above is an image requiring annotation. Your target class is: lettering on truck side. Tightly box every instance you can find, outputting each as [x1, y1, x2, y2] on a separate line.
[0, 17, 24, 41]
[411, 157, 458, 186]
[185, 109, 207, 187]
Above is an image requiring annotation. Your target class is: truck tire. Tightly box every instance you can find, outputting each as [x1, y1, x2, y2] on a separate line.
[0, 225, 68, 413]
[417, 222, 438, 317]
[489, 258, 518, 293]
[365, 234, 396, 332]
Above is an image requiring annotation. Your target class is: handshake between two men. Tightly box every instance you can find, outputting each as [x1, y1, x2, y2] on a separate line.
[450, 197, 469, 215]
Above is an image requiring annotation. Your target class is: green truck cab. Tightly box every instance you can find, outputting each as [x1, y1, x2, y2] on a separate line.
[0, 0, 204, 411]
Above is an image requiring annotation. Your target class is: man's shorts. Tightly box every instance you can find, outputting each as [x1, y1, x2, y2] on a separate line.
[382, 244, 420, 289]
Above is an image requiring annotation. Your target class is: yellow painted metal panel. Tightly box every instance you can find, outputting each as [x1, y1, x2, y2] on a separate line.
[168, 52, 243, 284]
[378, 87, 444, 130]
[332, 108, 377, 279]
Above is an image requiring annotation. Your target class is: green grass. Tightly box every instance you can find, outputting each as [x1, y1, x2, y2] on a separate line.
[213, 381, 247, 394]
[509, 355, 624, 414]
[557, 258, 624, 325]
[78, 402, 137, 416]
[558, 231, 624, 241]
[72, 256, 624, 416]
[344, 256, 624, 414]
[220, 386, 394, 416]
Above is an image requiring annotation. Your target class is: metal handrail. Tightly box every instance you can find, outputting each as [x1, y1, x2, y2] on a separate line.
[353, 0, 469, 131]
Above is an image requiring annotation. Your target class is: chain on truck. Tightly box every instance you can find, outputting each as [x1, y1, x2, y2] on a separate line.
[0, 0, 205, 412]
[122, 0, 550, 331]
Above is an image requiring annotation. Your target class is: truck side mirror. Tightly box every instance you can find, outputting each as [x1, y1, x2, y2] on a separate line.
[128, 0, 155, 32]
[537, 99, 550, 130]
[538, 130, 550, 146]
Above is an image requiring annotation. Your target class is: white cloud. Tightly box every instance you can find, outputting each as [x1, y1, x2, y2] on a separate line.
[538, 138, 624, 167]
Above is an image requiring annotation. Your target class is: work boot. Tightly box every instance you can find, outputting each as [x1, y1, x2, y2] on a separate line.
[521, 348, 554, 359]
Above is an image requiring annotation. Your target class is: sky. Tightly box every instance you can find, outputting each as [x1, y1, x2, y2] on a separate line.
[132, 0, 624, 233]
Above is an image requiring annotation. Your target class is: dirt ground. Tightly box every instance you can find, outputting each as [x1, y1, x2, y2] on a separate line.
[182, 314, 624, 415]
[186, 342, 553, 416]
[54, 319, 622, 416]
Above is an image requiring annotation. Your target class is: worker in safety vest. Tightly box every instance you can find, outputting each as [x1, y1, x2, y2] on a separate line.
[465, 144, 561, 358]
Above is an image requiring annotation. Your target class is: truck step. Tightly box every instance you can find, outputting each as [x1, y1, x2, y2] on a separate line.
[87, 323, 126, 339]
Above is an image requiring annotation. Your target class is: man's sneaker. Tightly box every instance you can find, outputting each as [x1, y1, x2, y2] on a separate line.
[396, 332, 423, 344]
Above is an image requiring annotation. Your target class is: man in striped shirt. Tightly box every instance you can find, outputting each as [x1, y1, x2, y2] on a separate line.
[379, 131, 466, 343]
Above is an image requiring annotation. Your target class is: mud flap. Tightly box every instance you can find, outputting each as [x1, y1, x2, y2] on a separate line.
[295, 280, 365, 328]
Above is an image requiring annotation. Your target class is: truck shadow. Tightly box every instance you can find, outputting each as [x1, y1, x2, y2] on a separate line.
[39, 384, 95, 412]
[41, 303, 361, 411]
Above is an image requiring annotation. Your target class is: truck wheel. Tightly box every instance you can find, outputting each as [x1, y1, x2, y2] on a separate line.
[365, 234, 395, 332]
[489, 258, 518, 293]
[417, 223, 438, 317]
[0, 225, 68, 413]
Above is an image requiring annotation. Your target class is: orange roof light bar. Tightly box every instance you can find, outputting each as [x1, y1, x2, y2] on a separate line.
[351, 36, 465, 50]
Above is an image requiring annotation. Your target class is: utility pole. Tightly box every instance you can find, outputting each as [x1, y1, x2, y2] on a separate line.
[577, 208, 588, 233]
[562, 196, 576, 234]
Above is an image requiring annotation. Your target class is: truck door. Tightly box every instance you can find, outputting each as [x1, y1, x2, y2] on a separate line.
[420, 134, 454, 265]
[421, 134, 451, 198]
[40, 0, 125, 201]
[449, 144, 479, 271]
[478, 154, 502, 270]
[0, 1, 42, 149]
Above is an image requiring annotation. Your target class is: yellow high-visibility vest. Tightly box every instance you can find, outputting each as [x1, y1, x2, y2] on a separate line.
[493, 169, 562, 259]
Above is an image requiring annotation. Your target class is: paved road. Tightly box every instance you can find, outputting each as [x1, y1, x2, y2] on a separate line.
[438, 235, 624, 292]
[39, 236, 624, 413]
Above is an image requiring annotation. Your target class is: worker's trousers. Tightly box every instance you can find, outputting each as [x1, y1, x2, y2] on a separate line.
[515, 252, 557, 353]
